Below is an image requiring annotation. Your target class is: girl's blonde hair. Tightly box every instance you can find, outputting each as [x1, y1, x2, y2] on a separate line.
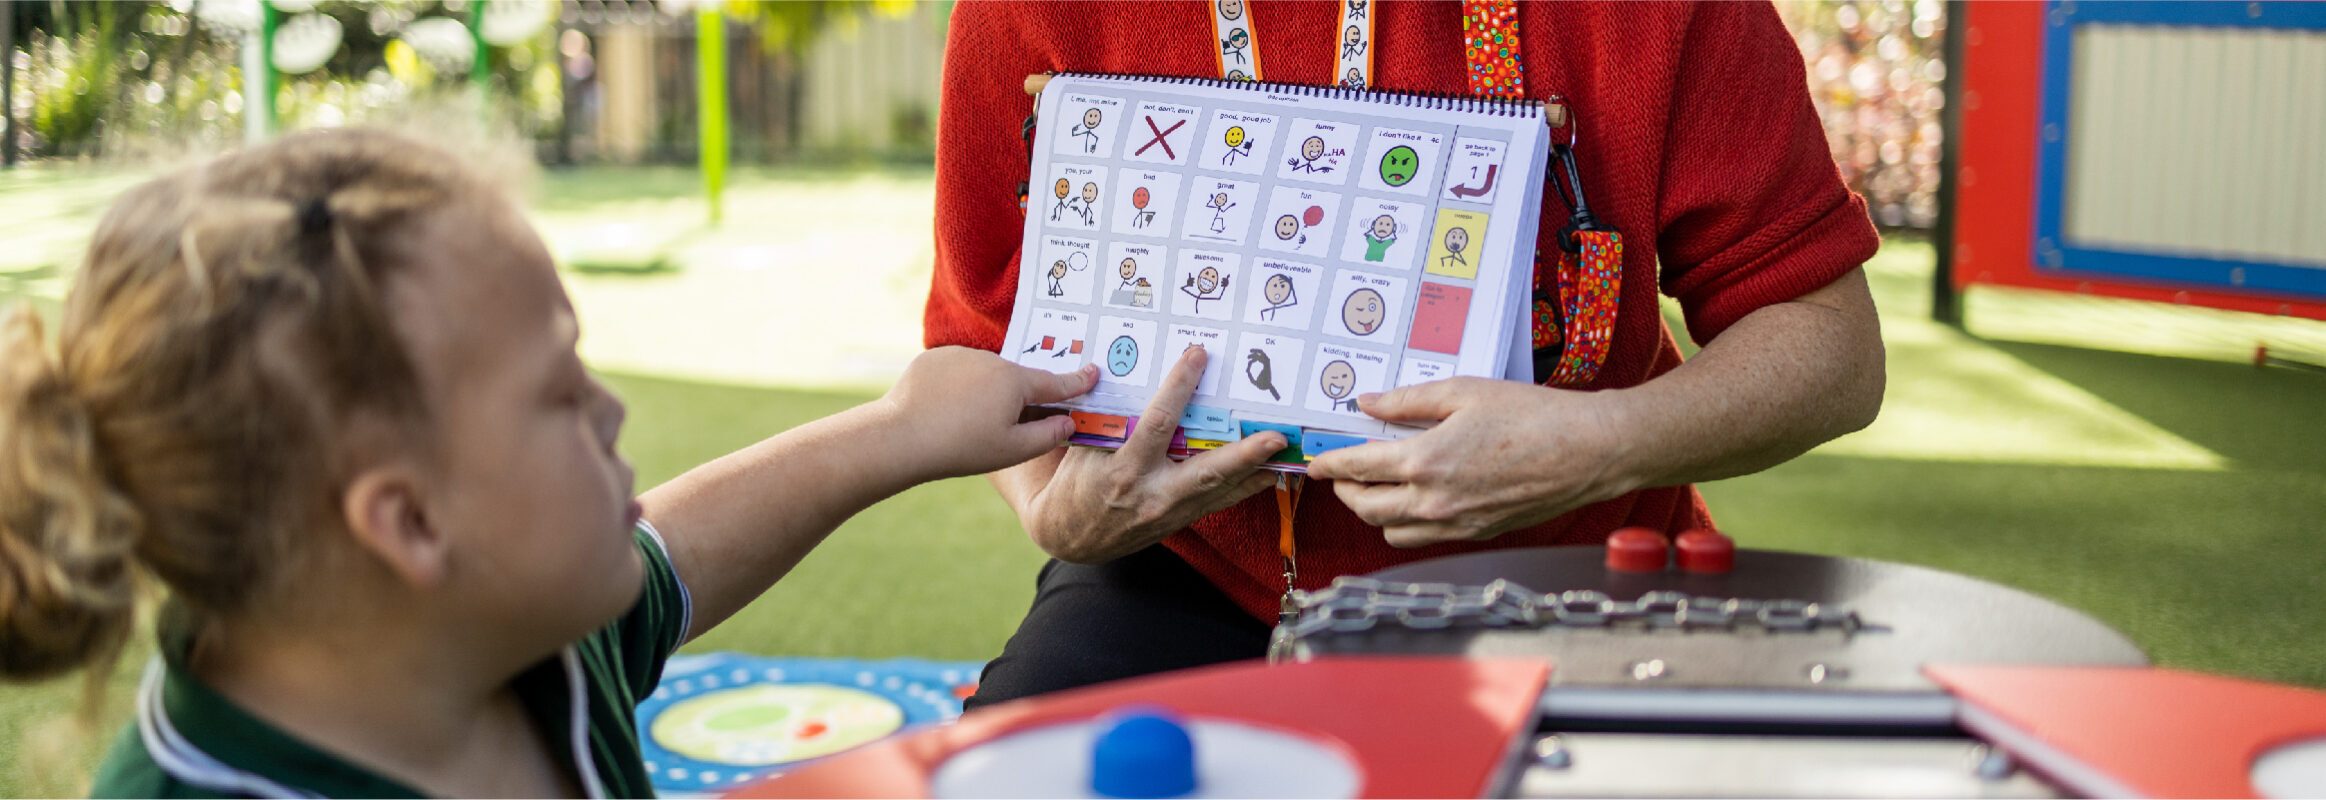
[0, 128, 490, 682]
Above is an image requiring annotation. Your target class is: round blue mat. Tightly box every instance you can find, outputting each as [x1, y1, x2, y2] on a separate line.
[636, 653, 979, 796]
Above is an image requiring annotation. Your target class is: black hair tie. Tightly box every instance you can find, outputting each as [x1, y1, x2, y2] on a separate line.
[297, 198, 333, 235]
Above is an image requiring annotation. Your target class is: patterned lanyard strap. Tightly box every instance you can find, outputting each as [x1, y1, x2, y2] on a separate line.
[1462, 0, 1622, 387]
[1210, 0, 1377, 87]
[1462, 0, 1526, 97]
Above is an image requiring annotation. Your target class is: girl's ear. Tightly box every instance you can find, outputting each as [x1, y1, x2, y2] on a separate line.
[341, 463, 449, 589]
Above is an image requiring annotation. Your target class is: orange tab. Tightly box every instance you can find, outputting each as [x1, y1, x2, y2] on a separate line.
[1069, 411, 1130, 439]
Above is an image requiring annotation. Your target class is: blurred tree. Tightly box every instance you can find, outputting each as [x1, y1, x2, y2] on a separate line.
[1779, 0, 1948, 231]
[721, 0, 917, 56]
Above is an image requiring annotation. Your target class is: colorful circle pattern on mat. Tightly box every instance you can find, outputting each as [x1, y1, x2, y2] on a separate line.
[637, 654, 976, 795]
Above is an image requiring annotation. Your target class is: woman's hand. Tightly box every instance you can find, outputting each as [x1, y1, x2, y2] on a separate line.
[1305, 378, 1638, 548]
[1013, 346, 1285, 564]
[880, 346, 1101, 481]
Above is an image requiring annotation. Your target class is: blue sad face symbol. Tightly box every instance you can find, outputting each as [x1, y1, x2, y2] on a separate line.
[1107, 336, 1140, 377]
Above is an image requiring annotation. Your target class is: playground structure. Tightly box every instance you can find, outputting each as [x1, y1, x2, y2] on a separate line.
[1946, 2, 2326, 323]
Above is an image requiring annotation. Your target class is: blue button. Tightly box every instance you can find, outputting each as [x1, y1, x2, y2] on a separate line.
[1090, 708, 1197, 798]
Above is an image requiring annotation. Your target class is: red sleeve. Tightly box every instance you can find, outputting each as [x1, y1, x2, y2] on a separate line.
[1652, 1, 1880, 345]
[923, 4, 1047, 352]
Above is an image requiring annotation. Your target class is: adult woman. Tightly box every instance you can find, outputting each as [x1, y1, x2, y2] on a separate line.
[924, 1, 1885, 707]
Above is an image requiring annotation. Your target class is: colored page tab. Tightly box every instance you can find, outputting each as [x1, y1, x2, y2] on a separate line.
[1300, 431, 1370, 459]
[1071, 411, 1130, 439]
[1239, 420, 1305, 463]
[1180, 404, 1236, 436]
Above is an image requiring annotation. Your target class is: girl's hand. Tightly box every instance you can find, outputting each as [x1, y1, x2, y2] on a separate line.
[881, 346, 1101, 480]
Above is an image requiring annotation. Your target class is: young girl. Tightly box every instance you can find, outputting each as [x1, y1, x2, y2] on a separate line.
[0, 128, 1111, 797]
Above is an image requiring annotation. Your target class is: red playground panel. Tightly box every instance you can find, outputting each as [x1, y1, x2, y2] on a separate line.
[1930, 664, 2326, 798]
[729, 657, 1550, 799]
[1953, 2, 2326, 320]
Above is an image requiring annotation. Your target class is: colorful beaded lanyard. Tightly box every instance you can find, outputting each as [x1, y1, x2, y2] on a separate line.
[1456, 0, 1623, 387]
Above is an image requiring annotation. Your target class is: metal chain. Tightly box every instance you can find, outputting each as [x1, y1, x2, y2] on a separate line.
[1270, 577, 1872, 660]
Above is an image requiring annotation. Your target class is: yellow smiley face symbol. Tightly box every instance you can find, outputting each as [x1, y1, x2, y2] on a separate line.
[1224, 126, 1247, 148]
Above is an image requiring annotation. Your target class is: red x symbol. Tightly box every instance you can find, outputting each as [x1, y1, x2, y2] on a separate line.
[1136, 116, 1187, 159]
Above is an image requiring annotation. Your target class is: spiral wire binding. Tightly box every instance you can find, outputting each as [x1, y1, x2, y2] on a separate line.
[1053, 71, 1544, 119]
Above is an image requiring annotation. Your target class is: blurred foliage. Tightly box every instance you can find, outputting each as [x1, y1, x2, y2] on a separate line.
[11, 2, 240, 158]
[722, 0, 918, 55]
[1779, 0, 1949, 230]
[4, 1, 570, 159]
[2, 0, 927, 163]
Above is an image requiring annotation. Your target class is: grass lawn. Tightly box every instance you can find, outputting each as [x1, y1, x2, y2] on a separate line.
[2, 165, 2322, 796]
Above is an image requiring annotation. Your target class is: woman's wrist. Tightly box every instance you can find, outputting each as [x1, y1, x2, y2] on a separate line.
[1561, 385, 1660, 502]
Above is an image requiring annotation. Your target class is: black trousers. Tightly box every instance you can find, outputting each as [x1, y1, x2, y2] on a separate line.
[965, 545, 1270, 711]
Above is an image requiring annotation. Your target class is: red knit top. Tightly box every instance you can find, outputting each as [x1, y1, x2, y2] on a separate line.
[924, 1, 1880, 622]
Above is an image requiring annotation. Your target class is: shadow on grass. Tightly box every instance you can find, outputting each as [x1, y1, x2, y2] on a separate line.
[1703, 452, 2326, 689]
[1985, 340, 2326, 477]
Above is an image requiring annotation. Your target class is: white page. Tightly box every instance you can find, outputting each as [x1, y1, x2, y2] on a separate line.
[999, 74, 1552, 442]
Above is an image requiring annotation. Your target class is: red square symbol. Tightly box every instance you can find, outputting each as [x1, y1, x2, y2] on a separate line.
[1408, 282, 1471, 355]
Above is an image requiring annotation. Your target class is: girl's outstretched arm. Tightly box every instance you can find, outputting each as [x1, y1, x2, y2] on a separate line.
[640, 348, 1098, 642]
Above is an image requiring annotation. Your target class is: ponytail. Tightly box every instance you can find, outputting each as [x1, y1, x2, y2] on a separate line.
[0, 309, 143, 682]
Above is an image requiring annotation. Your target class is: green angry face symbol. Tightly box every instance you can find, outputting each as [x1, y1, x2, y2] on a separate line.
[1379, 145, 1419, 187]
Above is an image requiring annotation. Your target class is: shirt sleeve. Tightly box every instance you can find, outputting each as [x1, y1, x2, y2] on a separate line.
[923, 3, 1055, 352]
[1653, 0, 1882, 345]
[606, 520, 694, 699]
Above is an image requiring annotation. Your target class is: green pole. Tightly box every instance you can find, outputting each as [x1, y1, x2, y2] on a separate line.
[696, 7, 727, 226]
[1931, 0, 1967, 327]
[245, 2, 277, 142]
[470, 2, 489, 89]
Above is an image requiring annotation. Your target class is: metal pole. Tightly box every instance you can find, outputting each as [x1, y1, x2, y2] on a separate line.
[1930, 0, 1967, 326]
[696, 8, 727, 226]
[243, 1, 277, 142]
[2, 0, 16, 169]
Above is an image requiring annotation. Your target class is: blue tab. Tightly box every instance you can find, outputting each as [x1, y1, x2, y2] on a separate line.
[1238, 420, 1304, 463]
[1179, 405, 1236, 436]
[1300, 431, 1370, 459]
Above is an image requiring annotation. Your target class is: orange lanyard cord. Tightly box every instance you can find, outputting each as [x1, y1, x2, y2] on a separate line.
[1275, 473, 1303, 577]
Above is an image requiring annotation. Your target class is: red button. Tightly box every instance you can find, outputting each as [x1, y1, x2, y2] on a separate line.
[1605, 527, 1669, 573]
[1676, 529, 1736, 574]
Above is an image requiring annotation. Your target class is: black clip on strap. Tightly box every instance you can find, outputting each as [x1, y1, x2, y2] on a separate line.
[1550, 142, 1600, 254]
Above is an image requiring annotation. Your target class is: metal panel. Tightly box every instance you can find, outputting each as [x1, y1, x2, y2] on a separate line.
[1512, 733, 2062, 798]
[2063, 24, 2326, 268]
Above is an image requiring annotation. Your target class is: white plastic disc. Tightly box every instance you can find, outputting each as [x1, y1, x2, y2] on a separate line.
[2254, 737, 2326, 799]
[930, 717, 1360, 799]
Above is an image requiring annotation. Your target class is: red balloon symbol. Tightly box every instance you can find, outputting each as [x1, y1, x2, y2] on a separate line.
[1302, 205, 1324, 227]
[1133, 187, 1152, 210]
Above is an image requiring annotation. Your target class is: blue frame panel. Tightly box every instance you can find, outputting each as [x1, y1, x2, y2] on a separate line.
[2034, 1, 2326, 299]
